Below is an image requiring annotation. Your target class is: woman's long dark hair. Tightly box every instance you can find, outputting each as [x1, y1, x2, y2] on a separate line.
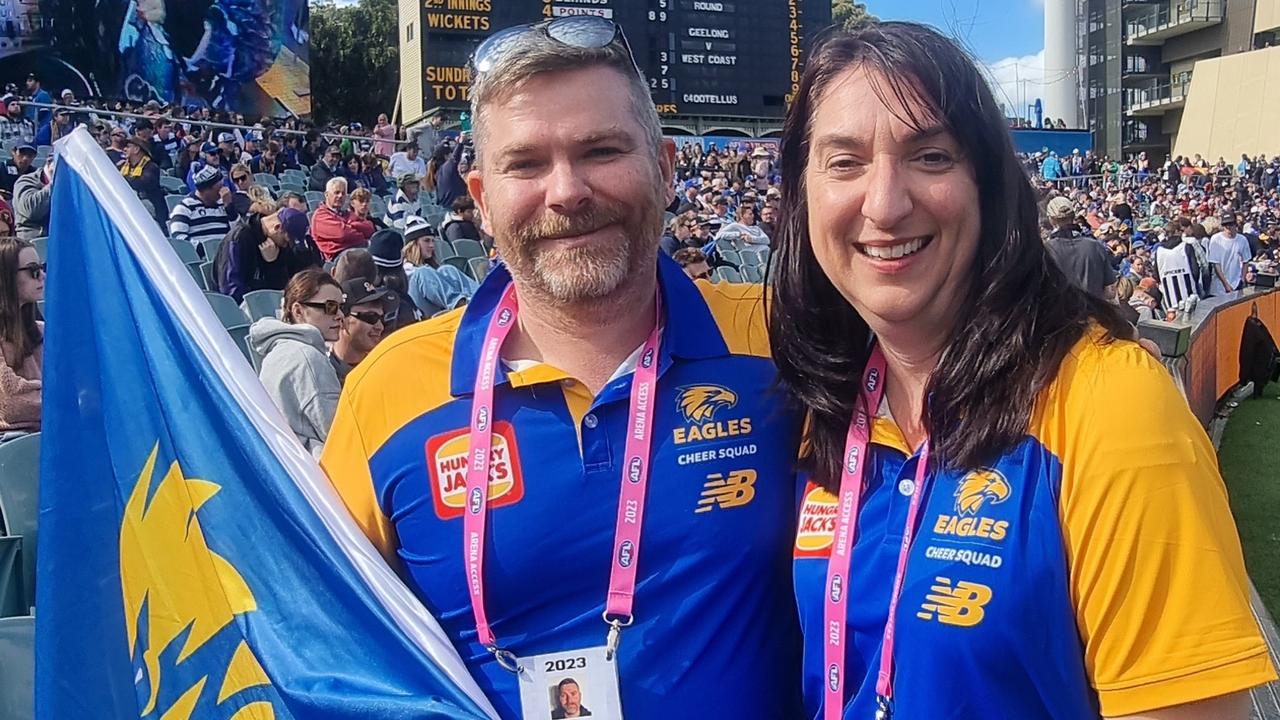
[769, 22, 1129, 488]
[0, 237, 42, 370]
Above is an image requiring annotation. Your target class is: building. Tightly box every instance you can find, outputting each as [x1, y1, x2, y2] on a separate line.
[1082, 0, 1273, 162]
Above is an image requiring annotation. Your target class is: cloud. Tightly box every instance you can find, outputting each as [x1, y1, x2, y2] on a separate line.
[983, 50, 1046, 119]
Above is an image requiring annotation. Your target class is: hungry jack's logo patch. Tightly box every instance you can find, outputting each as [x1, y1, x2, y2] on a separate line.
[426, 422, 525, 520]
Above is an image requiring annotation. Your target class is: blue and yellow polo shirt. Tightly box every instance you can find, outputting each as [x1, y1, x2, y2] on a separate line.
[322, 255, 804, 719]
[794, 329, 1276, 719]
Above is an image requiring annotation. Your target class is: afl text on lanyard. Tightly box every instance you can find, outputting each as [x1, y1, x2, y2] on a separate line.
[463, 283, 662, 670]
[824, 345, 932, 720]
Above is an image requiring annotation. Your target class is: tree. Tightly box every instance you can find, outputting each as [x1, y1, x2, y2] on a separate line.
[309, 0, 400, 124]
[832, 0, 877, 30]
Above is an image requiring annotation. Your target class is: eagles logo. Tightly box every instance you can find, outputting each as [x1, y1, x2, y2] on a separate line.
[954, 469, 1011, 517]
[676, 385, 738, 423]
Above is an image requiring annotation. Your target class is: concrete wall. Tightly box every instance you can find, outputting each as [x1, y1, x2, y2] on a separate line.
[1259, 0, 1280, 33]
[1173, 45, 1280, 159]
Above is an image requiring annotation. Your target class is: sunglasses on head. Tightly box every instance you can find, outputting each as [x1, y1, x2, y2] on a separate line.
[18, 262, 46, 279]
[301, 299, 343, 315]
[472, 16, 640, 78]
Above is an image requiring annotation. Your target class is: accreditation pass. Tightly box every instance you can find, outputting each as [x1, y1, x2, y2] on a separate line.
[517, 646, 622, 719]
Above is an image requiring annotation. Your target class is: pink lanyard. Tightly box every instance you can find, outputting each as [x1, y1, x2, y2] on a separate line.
[823, 345, 931, 720]
[463, 284, 663, 669]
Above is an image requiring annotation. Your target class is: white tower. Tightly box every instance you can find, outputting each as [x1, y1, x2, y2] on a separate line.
[1043, 0, 1079, 128]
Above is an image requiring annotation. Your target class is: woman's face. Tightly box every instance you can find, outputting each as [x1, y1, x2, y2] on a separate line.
[803, 67, 980, 331]
[347, 158, 360, 173]
[292, 284, 344, 342]
[15, 246, 44, 305]
[416, 235, 436, 261]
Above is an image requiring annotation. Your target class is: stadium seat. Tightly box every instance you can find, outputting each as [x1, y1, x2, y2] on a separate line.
[186, 262, 207, 291]
[279, 182, 306, 196]
[226, 325, 253, 365]
[158, 175, 184, 193]
[719, 248, 742, 267]
[168, 239, 199, 265]
[28, 238, 46, 262]
[741, 264, 763, 283]
[713, 267, 743, 283]
[467, 257, 490, 282]
[304, 191, 325, 209]
[435, 240, 457, 262]
[198, 239, 221, 262]
[452, 239, 485, 260]
[200, 262, 218, 293]
[0, 536, 21, 618]
[241, 289, 283, 321]
[141, 199, 157, 218]
[425, 209, 447, 227]
[663, 211, 676, 225]
[254, 173, 280, 189]
[741, 246, 769, 267]
[165, 194, 185, 214]
[369, 195, 387, 219]
[0, 434, 39, 615]
[204, 292, 250, 328]
[281, 169, 307, 184]
[443, 257, 470, 276]
[0, 614, 33, 720]
[245, 334, 263, 373]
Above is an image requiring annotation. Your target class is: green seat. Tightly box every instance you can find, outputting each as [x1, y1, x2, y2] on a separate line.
[204, 292, 250, 328]
[719, 248, 742, 267]
[186, 262, 207, 291]
[741, 246, 769, 267]
[254, 173, 280, 189]
[28, 239, 47, 262]
[467, 257, 490, 282]
[242, 329, 263, 372]
[0, 434, 39, 615]
[241, 289, 283, 321]
[435, 240, 457, 262]
[165, 194, 185, 214]
[198, 239, 222, 262]
[158, 175, 184, 193]
[0, 536, 22, 617]
[169, 239, 199, 265]
[200, 262, 218, 294]
[0, 614, 34, 720]
[452, 239, 485, 260]
[741, 264, 763, 283]
[226, 325, 253, 365]
[443, 256, 470, 276]
[713, 266, 742, 283]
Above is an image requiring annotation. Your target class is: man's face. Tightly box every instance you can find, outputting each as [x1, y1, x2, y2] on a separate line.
[205, 151, 222, 166]
[351, 195, 369, 215]
[14, 152, 32, 170]
[761, 205, 776, 224]
[137, 127, 153, 140]
[6, 101, 19, 117]
[467, 65, 672, 304]
[262, 214, 291, 247]
[125, 144, 142, 163]
[404, 182, 420, 200]
[196, 184, 221, 205]
[558, 682, 582, 716]
[461, 207, 476, 222]
[326, 149, 341, 167]
[714, 203, 728, 217]
[407, 146, 418, 160]
[25, 78, 35, 93]
[683, 260, 711, 280]
[342, 301, 385, 353]
[326, 184, 347, 209]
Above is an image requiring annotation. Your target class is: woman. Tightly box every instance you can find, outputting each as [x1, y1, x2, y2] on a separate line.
[770, 23, 1272, 720]
[248, 269, 344, 458]
[342, 156, 364, 188]
[0, 238, 44, 434]
[371, 113, 397, 159]
[401, 215, 477, 316]
[176, 139, 202, 183]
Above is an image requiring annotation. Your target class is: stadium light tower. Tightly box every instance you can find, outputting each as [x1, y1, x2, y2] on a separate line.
[1043, 0, 1079, 128]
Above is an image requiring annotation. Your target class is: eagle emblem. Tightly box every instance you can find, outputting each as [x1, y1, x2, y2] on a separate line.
[676, 385, 738, 423]
[954, 469, 1011, 517]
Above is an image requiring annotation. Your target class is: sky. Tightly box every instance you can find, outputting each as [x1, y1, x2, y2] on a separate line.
[864, 0, 1049, 117]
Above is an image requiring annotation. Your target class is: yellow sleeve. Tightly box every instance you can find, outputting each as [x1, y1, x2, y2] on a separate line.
[320, 389, 399, 563]
[1045, 337, 1276, 716]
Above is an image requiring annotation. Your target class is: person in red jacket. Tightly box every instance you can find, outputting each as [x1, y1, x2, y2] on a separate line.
[311, 176, 375, 260]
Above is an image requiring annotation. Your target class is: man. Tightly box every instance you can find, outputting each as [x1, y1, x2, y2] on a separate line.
[137, 118, 174, 170]
[416, 113, 445, 155]
[217, 206, 313, 302]
[659, 214, 693, 257]
[435, 133, 469, 209]
[759, 203, 778, 240]
[440, 195, 482, 243]
[0, 144, 37, 197]
[169, 165, 231, 247]
[710, 194, 731, 221]
[1044, 196, 1116, 299]
[34, 107, 71, 146]
[329, 279, 391, 385]
[13, 155, 53, 238]
[105, 126, 128, 165]
[251, 140, 283, 176]
[551, 679, 591, 719]
[23, 74, 50, 128]
[673, 247, 711, 280]
[388, 143, 426, 182]
[1208, 213, 1254, 295]
[311, 176, 375, 260]
[279, 191, 309, 213]
[0, 95, 34, 145]
[119, 136, 167, 226]
[217, 131, 238, 160]
[321, 20, 804, 719]
[386, 173, 423, 230]
[187, 142, 231, 193]
[309, 144, 342, 191]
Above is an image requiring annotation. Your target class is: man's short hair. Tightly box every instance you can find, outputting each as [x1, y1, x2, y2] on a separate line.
[266, 140, 281, 154]
[673, 247, 707, 267]
[468, 25, 661, 167]
[278, 191, 306, 208]
[325, 176, 348, 193]
[350, 187, 371, 203]
[451, 196, 476, 213]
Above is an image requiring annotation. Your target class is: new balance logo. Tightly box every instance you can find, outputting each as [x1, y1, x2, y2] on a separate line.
[695, 469, 756, 513]
[916, 577, 992, 627]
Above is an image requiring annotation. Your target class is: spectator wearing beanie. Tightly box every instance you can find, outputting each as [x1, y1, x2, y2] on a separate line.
[403, 215, 477, 316]
[169, 164, 230, 247]
[217, 207, 314, 302]
[368, 229, 422, 333]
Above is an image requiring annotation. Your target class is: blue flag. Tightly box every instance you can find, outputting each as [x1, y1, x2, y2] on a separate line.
[36, 127, 498, 719]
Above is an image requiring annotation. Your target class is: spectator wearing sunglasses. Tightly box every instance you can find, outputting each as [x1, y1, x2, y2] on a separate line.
[673, 247, 711, 281]
[226, 163, 259, 221]
[329, 279, 391, 385]
[0, 237, 45, 434]
[250, 269, 345, 458]
[659, 213, 696, 257]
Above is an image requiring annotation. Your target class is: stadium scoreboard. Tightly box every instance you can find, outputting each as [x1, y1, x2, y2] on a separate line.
[417, 0, 832, 120]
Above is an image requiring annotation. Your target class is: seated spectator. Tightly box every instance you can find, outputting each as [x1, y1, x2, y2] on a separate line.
[342, 155, 363, 187]
[349, 187, 385, 230]
[0, 143, 36, 197]
[311, 177, 375, 260]
[673, 247, 712, 281]
[250, 140, 283, 176]
[329, 278, 393, 385]
[403, 216, 478, 315]
[0, 96, 34, 145]
[0, 237, 44, 434]
[217, 206, 314, 302]
[715, 203, 769, 246]
[440, 196, 482, 244]
[175, 138, 201, 182]
[279, 191, 309, 213]
[227, 163, 259, 220]
[34, 107, 72, 146]
[169, 165, 230, 246]
[119, 136, 167, 226]
[660, 214, 694, 257]
[388, 143, 426, 182]
[1130, 277, 1161, 320]
[387, 173, 423, 230]
[13, 155, 52, 239]
[331, 247, 376, 286]
[309, 144, 343, 192]
[186, 142, 231, 194]
[367, 229, 422, 332]
[249, 269, 344, 458]
[359, 152, 389, 195]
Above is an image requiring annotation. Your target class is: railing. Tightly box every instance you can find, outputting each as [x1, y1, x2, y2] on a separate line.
[1125, 77, 1191, 113]
[1126, 0, 1224, 42]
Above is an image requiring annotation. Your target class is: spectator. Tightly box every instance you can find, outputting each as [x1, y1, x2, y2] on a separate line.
[119, 136, 167, 226]
[416, 113, 445, 155]
[403, 216, 477, 315]
[673, 247, 712, 280]
[341, 155, 363, 187]
[186, 142, 230, 194]
[1044, 196, 1116, 299]
[1155, 230, 1200, 312]
[34, 107, 72, 146]
[1131, 277, 1160, 320]
[440, 196, 482, 243]
[133, 118, 171, 171]
[217, 206, 314, 302]
[154, 120, 180, 165]
[423, 143, 450, 196]
[298, 130, 323, 168]
[249, 269, 344, 458]
[1, 144, 37, 197]
[175, 138, 202, 181]
[331, 247, 376, 285]
[169, 165, 231, 247]
[23, 74, 51, 128]
[250, 140, 283, 176]
[660, 214, 695, 257]
[367, 229, 422, 332]
[309, 144, 343, 191]
[226, 163, 257, 220]
[388, 142, 426, 181]
[359, 153, 389, 194]
[435, 134, 469, 209]
[0, 237, 44, 434]
[0, 95, 34, 144]
[349, 187, 384, 230]
[13, 156, 53, 239]
[329, 278, 393, 385]
[372, 113, 397, 158]
[386, 173, 423, 230]
[715, 202, 769, 245]
[1208, 213, 1252, 295]
[311, 177, 375, 260]
[279, 191, 308, 213]
[0, 194, 15, 236]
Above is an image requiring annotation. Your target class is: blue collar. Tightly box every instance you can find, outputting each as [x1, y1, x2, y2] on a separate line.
[449, 253, 730, 397]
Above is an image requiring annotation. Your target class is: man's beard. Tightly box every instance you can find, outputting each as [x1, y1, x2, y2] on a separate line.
[496, 191, 665, 304]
